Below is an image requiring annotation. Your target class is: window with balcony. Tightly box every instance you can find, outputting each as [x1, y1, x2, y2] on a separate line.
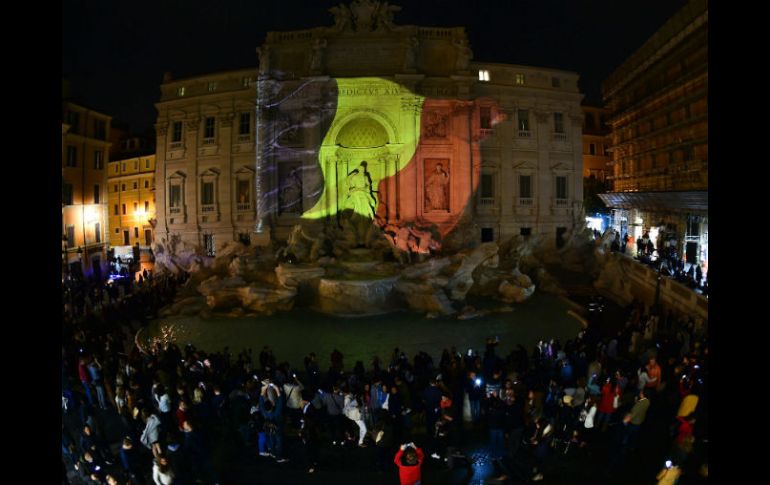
[122, 204, 126, 215]
[519, 175, 532, 205]
[480, 173, 495, 205]
[239, 113, 251, 136]
[172, 121, 183, 144]
[237, 179, 251, 211]
[201, 181, 215, 213]
[207, 82, 217, 92]
[204, 117, 215, 140]
[517, 109, 530, 135]
[515, 74, 525, 85]
[555, 176, 568, 204]
[478, 70, 490, 82]
[203, 233, 215, 257]
[176, 86, 186, 97]
[553, 112, 564, 133]
[169, 184, 182, 213]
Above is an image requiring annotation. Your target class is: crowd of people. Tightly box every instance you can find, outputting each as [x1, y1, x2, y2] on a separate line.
[61, 264, 708, 484]
[606, 230, 708, 297]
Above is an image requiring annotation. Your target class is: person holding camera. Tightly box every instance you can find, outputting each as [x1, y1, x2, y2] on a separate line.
[394, 442, 424, 485]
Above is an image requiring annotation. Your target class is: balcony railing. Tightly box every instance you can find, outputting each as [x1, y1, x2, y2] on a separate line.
[237, 202, 251, 211]
[169, 142, 183, 150]
[479, 198, 495, 206]
[519, 197, 533, 206]
[169, 207, 181, 214]
[237, 135, 251, 143]
[202, 138, 216, 146]
[555, 198, 569, 207]
[201, 205, 216, 213]
[552, 132, 567, 142]
[518, 130, 532, 138]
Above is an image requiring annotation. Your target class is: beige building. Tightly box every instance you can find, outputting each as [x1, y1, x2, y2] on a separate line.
[108, 154, 156, 252]
[154, 1, 584, 255]
[600, 0, 707, 267]
[62, 100, 112, 280]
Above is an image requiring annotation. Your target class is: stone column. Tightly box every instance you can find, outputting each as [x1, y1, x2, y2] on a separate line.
[155, 122, 169, 241]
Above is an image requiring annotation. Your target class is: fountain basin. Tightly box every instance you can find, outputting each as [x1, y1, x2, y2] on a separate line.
[315, 275, 401, 317]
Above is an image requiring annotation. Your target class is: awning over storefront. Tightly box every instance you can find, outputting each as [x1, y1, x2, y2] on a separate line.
[599, 191, 708, 213]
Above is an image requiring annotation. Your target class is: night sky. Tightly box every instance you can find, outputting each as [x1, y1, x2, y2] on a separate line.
[62, 0, 688, 133]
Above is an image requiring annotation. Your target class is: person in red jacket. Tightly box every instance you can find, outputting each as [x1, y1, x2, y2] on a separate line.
[596, 377, 620, 432]
[394, 443, 424, 485]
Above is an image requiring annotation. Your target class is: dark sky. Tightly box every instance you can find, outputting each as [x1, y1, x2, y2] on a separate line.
[62, 0, 688, 133]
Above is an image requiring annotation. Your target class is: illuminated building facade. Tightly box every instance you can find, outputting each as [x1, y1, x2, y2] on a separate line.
[154, 1, 584, 254]
[600, 0, 707, 267]
[62, 100, 112, 280]
[107, 154, 156, 253]
[581, 106, 611, 181]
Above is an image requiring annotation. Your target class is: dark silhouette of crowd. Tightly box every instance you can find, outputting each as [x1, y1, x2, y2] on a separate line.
[62, 266, 708, 484]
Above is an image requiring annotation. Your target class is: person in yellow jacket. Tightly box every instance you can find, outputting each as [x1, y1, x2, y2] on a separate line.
[656, 461, 682, 484]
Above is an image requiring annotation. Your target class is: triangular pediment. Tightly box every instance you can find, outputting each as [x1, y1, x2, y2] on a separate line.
[513, 160, 538, 170]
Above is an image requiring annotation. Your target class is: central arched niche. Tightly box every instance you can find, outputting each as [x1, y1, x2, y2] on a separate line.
[336, 117, 389, 148]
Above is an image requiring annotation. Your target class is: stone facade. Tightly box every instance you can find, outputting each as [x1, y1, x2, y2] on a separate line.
[581, 106, 610, 181]
[154, 1, 584, 255]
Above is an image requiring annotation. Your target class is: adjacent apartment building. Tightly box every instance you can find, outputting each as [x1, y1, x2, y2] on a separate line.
[600, 0, 707, 267]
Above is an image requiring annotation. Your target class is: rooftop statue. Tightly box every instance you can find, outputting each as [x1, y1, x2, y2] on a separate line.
[330, 0, 401, 33]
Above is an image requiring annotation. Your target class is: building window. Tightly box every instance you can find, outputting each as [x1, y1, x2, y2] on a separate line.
[63, 183, 74, 205]
[201, 181, 214, 205]
[144, 180, 150, 188]
[122, 163, 126, 172]
[134, 161, 138, 170]
[556, 176, 568, 199]
[518, 109, 530, 132]
[115, 227, 120, 234]
[122, 204, 126, 215]
[93, 150, 104, 169]
[134, 227, 139, 238]
[133, 182, 138, 190]
[66, 225, 75, 248]
[145, 201, 149, 212]
[520, 227, 532, 237]
[519, 175, 532, 198]
[237, 179, 251, 205]
[66, 111, 80, 133]
[94, 119, 107, 140]
[203, 234, 215, 257]
[478, 70, 490, 82]
[145, 159, 150, 169]
[589, 143, 596, 155]
[133, 202, 138, 212]
[169, 185, 181, 208]
[66, 146, 77, 167]
[114, 204, 119, 215]
[480, 107, 492, 129]
[207, 82, 217, 92]
[551, 77, 561, 88]
[93, 185, 100, 204]
[481, 227, 494, 242]
[177, 86, 185, 96]
[553, 113, 564, 133]
[172, 121, 183, 142]
[204, 117, 215, 139]
[113, 184, 118, 193]
[239, 113, 251, 135]
[242, 77, 252, 87]
[95, 223, 101, 243]
[238, 233, 251, 245]
[481, 173, 494, 198]
[515, 74, 525, 85]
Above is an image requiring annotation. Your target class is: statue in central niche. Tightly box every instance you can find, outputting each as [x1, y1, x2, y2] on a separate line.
[344, 161, 377, 247]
